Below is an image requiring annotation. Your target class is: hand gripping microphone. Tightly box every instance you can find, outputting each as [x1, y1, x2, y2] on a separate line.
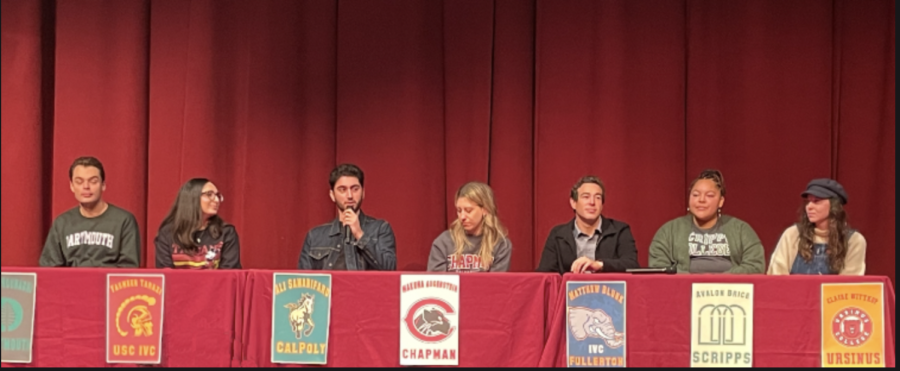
[343, 206, 357, 245]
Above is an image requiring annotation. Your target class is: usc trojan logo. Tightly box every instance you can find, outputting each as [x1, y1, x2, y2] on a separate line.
[402, 298, 456, 343]
[115, 295, 157, 337]
[831, 307, 873, 347]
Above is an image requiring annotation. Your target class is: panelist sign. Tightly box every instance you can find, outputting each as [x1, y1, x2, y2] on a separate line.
[106, 274, 165, 364]
[271, 273, 332, 365]
[1, 273, 37, 363]
[690, 283, 754, 367]
[399, 274, 460, 366]
[821, 283, 884, 368]
[565, 281, 626, 368]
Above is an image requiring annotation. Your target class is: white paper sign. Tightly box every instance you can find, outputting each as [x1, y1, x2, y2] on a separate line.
[690, 283, 754, 367]
[399, 274, 460, 366]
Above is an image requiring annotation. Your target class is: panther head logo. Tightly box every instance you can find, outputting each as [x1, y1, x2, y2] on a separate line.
[414, 308, 451, 336]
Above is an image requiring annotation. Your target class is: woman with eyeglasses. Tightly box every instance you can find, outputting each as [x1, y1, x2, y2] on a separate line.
[154, 178, 242, 269]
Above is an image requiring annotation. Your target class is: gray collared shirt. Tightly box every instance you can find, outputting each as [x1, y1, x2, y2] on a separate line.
[573, 218, 603, 259]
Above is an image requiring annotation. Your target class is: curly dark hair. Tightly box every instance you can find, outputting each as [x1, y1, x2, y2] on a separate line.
[796, 197, 850, 273]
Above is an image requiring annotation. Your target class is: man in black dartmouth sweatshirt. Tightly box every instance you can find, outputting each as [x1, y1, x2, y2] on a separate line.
[39, 156, 141, 267]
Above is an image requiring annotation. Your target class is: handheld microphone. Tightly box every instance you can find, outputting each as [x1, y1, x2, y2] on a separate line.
[344, 225, 351, 245]
[343, 205, 357, 245]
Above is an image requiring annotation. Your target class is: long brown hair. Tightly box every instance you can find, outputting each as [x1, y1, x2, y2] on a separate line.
[450, 182, 508, 270]
[796, 197, 850, 273]
[159, 178, 225, 254]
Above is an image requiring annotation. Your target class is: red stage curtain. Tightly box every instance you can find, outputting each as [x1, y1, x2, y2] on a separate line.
[1, 0, 47, 269]
[1, 0, 894, 284]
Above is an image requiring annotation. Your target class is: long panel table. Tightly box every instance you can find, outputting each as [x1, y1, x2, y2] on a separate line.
[0, 267, 894, 367]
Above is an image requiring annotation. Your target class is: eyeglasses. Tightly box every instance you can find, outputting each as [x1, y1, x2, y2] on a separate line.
[201, 191, 224, 203]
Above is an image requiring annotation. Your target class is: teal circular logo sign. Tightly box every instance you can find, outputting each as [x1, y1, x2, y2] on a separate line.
[1, 297, 24, 333]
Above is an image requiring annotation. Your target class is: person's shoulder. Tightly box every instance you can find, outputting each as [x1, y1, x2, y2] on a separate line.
[659, 215, 689, 229]
[156, 221, 174, 238]
[720, 214, 752, 228]
[47, 207, 79, 232]
[158, 221, 172, 232]
[53, 206, 81, 222]
[720, 216, 763, 241]
[604, 216, 632, 230]
[363, 214, 392, 227]
[548, 220, 573, 236]
[106, 204, 137, 220]
[307, 222, 333, 233]
[771, 225, 800, 247]
[221, 223, 239, 235]
[432, 230, 453, 245]
[848, 229, 866, 245]
[781, 224, 800, 236]
[304, 222, 335, 240]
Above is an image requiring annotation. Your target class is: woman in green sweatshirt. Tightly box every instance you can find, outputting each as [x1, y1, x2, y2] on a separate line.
[648, 169, 765, 274]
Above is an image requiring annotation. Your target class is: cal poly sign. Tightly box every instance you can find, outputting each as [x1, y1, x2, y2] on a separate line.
[271, 273, 332, 364]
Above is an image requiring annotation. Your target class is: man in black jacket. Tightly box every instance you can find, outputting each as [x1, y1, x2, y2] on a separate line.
[536, 176, 639, 274]
[297, 163, 397, 271]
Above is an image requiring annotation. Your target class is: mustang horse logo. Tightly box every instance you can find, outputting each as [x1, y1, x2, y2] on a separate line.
[285, 293, 315, 339]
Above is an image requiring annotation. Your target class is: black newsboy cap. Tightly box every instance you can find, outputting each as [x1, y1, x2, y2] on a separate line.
[801, 178, 848, 205]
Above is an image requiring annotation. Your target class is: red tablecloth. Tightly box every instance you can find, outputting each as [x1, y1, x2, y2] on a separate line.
[541, 274, 896, 367]
[0, 267, 245, 367]
[240, 270, 562, 367]
[2, 268, 894, 367]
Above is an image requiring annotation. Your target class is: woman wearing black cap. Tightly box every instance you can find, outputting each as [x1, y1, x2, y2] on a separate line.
[767, 178, 867, 275]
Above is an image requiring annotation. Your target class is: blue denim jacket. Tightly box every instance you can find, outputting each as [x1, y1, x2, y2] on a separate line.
[297, 212, 397, 271]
